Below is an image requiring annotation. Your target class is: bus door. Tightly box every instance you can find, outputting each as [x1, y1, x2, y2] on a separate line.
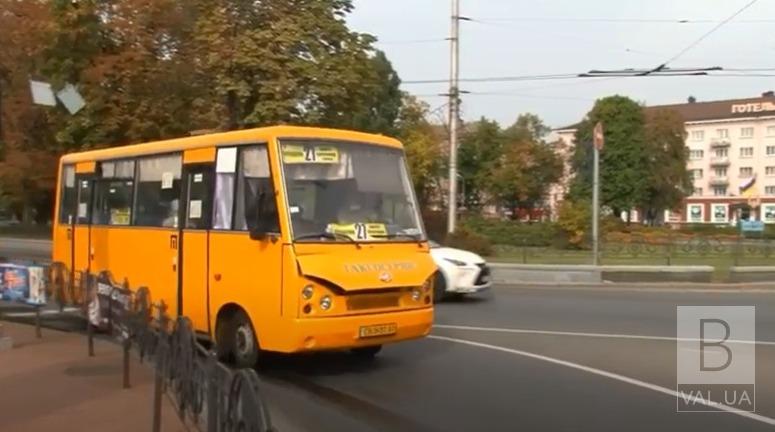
[73, 163, 95, 290]
[207, 145, 284, 340]
[179, 151, 216, 333]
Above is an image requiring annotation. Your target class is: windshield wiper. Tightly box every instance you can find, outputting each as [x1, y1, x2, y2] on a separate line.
[294, 232, 356, 242]
[372, 233, 423, 241]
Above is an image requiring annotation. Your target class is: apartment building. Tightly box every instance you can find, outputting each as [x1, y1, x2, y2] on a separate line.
[552, 92, 775, 224]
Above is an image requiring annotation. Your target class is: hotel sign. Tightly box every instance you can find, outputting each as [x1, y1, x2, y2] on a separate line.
[731, 102, 775, 114]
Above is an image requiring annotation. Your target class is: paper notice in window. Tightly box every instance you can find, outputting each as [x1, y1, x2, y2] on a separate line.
[193, 173, 203, 183]
[189, 200, 202, 219]
[78, 203, 87, 218]
[161, 172, 174, 189]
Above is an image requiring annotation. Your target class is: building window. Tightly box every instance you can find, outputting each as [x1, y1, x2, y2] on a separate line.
[716, 129, 729, 139]
[766, 186, 775, 196]
[711, 204, 728, 223]
[767, 146, 775, 156]
[691, 130, 704, 141]
[740, 147, 754, 158]
[714, 167, 727, 177]
[689, 149, 704, 160]
[766, 166, 775, 176]
[693, 187, 703, 196]
[768, 126, 775, 137]
[713, 186, 727, 196]
[740, 127, 754, 138]
[714, 148, 728, 157]
[692, 169, 703, 180]
[740, 167, 753, 177]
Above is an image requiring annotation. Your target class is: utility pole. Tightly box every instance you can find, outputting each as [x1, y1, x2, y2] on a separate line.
[592, 122, 604, 266]
[447, 0, 460, 234]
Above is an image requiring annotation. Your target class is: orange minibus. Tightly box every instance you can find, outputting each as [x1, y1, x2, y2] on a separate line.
[52, 126, 435, 367]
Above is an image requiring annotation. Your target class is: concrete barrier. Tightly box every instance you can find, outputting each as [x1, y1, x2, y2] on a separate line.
[490, 263, 715, 285]
[728, 267, 775, 283]
[600, 265, 714, 283]
[490, 263, 601, 284]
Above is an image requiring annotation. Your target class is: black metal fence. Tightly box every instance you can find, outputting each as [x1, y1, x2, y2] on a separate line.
[63, 269, 276, 432]
[494, 236, 775, 267]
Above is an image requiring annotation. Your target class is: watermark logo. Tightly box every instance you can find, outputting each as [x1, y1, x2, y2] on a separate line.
[676, 306, 755, 412]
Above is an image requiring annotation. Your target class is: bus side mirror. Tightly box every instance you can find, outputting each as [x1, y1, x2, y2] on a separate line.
[249, 190, 273, 241]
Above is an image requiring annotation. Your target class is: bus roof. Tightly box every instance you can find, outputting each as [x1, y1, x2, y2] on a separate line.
[60, 125, 402, 163]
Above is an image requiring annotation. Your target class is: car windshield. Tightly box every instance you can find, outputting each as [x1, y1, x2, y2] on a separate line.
[280, 140, 425, 242]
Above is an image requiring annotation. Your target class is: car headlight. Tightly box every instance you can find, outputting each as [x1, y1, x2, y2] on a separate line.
[443, 257, 467, 266]
[320, 295, 332, 311]
[302, 285, 314, 300]
[411, 288, 422, 301]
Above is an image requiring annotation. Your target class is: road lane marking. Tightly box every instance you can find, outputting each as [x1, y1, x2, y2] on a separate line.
[429, 335, 775, 427]
[433, 324, 775, 346]
[3, 307, 80, 318]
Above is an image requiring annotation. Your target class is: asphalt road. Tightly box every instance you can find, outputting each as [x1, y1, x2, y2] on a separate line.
[2, 238, 775, 431]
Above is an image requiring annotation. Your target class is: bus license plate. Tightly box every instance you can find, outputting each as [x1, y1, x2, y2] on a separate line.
[359, 323, 397, 338]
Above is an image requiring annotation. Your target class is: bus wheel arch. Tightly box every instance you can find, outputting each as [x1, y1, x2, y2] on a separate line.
[215, 303, 260, 368]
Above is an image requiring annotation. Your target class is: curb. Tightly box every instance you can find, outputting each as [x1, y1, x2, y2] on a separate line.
[493, 281, 775, 291]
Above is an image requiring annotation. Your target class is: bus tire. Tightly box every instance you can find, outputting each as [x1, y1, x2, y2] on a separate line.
[351, 345, 382, 358]
[433, 271, 448, 302]
[217, 309, 259, 368]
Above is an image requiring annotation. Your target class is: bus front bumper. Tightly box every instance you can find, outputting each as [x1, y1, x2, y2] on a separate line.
[287, 307, 433, 353]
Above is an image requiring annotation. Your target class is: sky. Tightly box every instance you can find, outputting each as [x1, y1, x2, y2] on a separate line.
[348, 0, 775, 129]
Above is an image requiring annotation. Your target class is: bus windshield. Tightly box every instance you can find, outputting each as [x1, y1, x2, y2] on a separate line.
[280, 140, 424, 242]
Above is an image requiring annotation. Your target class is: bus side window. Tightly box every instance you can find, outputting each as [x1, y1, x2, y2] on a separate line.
[235, 145, 278, 232]
[93, 160, 135, 226]
[213, 147, 237, 230]
[135, 154, 182, 228]
[59, 165, 76, 224]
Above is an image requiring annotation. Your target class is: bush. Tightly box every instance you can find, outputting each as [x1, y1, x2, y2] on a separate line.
[556, 199, 591, 249]
[461, 217, 560, 247]
[445, 227, 493, 257]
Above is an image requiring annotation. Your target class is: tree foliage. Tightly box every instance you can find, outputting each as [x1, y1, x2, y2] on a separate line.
[458, 118, 503, 210]
[487, 114, 562, 215]
[640, 108, 692, 223]
[569, 96, 649, 218]
[0, 0, 407, 222]
[395, 95, 441, 207]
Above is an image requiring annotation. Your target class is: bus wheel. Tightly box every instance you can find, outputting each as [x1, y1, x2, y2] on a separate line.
[433, 271, 448, 302]
[217, 309, 259, 368]
[351, 345, 382, 358]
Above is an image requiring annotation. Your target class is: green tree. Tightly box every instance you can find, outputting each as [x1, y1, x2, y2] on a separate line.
[349, 51, 402, 134]
[458, 118, 503, 210]
[395, 95, 441, 207]
[569, 96, 649, 219]
[640, 108, 692, 223]
[485, 114, 562, 217]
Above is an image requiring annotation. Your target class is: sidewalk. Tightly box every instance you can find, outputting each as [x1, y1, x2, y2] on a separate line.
[0, 321, 187, 432]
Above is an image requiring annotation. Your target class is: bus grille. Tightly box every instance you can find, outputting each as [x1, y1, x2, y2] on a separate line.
[346, 293, 400, 311]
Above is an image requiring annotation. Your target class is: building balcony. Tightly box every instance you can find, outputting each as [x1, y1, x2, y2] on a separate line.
[709, 176, 729, 186]
[710, 156, 730, 166]
[710, 139, 731, 148]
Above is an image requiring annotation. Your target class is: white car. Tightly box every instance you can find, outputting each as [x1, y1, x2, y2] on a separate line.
[429, 241, 492, 300]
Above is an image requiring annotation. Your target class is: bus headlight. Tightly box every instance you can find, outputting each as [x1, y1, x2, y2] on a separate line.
[422, 276, 433, 292]
[320, 295, 332, 311]
[302, 285, 314, 300]
[411, 288, 422, 301]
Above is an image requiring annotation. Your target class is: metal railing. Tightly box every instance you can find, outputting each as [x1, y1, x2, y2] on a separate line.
[57, 268, 276, 432]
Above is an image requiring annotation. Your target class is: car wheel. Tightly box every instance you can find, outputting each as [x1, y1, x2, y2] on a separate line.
[217, 309, 260, 368]
[351, 345, 382, 358]
[434, 270, 448, 302]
